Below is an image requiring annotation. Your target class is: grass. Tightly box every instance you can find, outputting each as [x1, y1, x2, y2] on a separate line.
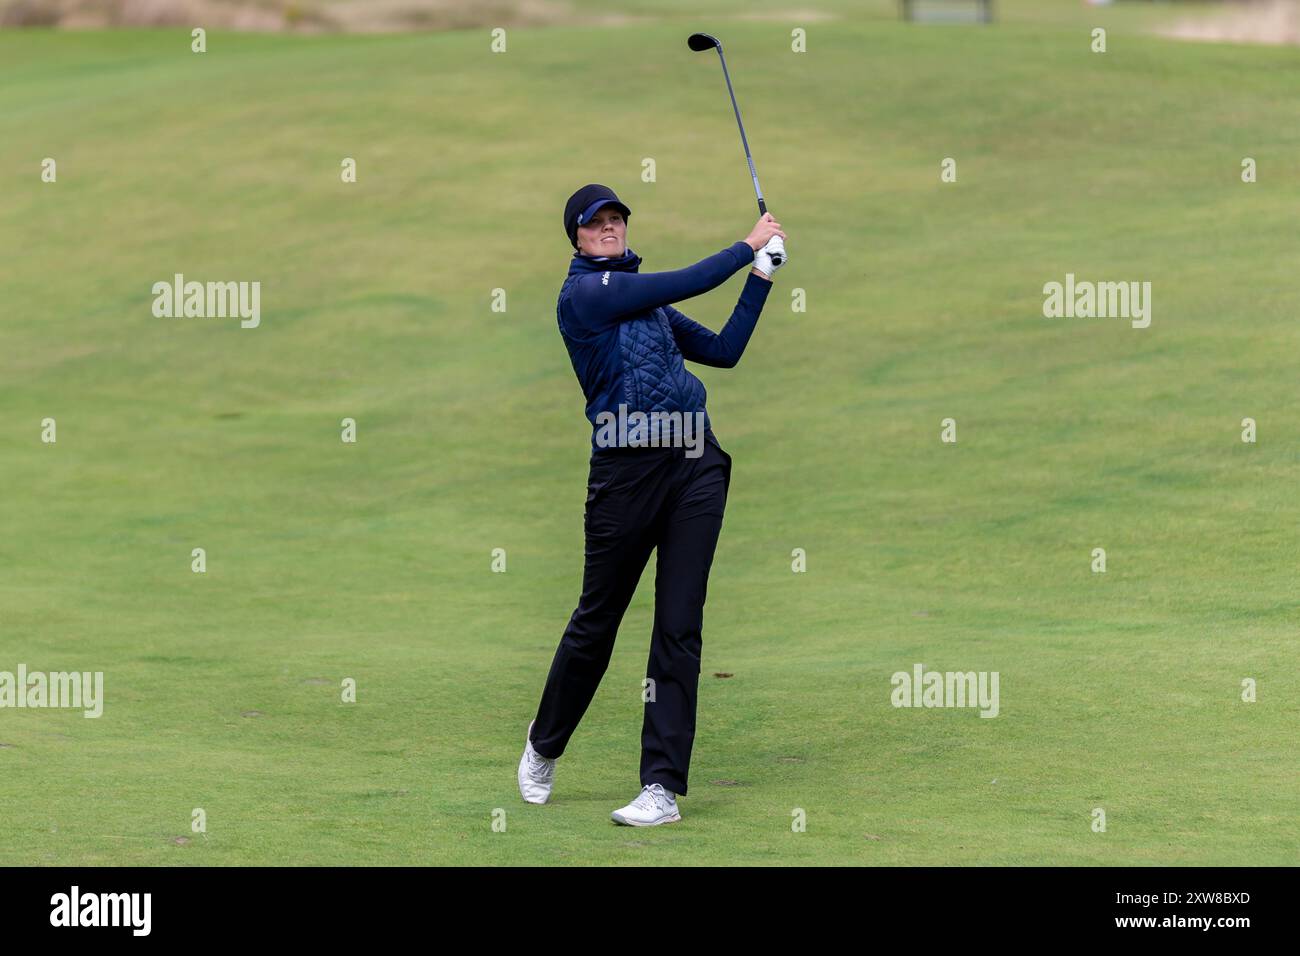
[0, 10, 1297, 865]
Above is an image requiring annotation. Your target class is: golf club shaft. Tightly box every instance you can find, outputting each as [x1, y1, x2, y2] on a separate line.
[713, 49, 767, 216]
[691, 33, 784, 266]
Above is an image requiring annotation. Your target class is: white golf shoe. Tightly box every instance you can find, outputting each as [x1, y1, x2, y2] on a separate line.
[518, 720, 556, 804]
[610, 783, 681, 826]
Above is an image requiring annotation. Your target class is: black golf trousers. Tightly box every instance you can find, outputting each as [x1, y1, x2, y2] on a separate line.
[530, 430, 733, 797]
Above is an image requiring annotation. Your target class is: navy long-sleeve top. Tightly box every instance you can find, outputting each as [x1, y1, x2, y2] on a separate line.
[556, 240, 772, 452]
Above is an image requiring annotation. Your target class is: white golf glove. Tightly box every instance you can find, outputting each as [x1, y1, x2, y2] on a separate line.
[753, 236, 787, 279]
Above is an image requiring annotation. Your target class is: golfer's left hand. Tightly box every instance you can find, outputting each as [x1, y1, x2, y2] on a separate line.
[753, 236, 788, 279]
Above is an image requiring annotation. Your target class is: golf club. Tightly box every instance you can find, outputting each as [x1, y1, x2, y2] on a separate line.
[687, 31, 785, 267]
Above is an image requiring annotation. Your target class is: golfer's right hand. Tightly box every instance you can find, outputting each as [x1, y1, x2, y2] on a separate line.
[745, 212, 785, 252]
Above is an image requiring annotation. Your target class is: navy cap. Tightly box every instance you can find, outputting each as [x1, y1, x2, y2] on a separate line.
[564, 184, 631, 250]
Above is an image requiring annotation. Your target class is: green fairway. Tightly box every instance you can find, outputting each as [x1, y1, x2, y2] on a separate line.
[1, 10, 1297, 865]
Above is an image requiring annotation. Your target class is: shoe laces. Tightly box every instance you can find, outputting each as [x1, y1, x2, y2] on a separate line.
[633, 783, 670, 811]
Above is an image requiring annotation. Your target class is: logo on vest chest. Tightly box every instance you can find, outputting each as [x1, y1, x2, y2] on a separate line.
[601, 271, 610, 285]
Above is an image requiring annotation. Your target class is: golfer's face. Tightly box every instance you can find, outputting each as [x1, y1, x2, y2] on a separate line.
[578, 206, 626, 257]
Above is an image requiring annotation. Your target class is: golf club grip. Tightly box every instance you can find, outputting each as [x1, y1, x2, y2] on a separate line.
[759, 204, 784, 265]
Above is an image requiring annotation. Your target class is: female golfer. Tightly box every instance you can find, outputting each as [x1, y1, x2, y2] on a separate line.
[519, 183, 787, 825]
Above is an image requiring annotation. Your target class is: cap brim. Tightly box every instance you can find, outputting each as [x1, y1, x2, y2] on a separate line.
[577, 198, 631, 226]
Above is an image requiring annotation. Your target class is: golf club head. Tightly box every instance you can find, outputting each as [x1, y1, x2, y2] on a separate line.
[687, 32, 721, 52]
